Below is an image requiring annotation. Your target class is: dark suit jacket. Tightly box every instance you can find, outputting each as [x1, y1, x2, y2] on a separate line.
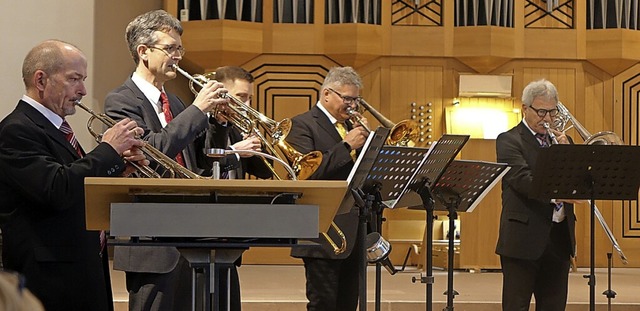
[105, 77, 225, 274]
[0, 101, 123, 311]
[285, 105, 360, 260]
[495, 121, 576, 260]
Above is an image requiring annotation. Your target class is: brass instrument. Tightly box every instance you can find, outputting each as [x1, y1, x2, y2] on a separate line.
[173, 65, 346, 254]
[172, 64, 323, 181]
[353, 99, 419, 146]
[554, 102, 623, 145]
[74, 101, 203, 179]
[543, 102, 627, 264]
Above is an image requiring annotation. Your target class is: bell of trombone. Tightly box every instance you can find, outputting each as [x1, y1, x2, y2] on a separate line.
[356, 99, 419, 146]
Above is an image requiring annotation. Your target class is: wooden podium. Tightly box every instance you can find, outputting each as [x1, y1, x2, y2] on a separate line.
[84, 177, 347, 311]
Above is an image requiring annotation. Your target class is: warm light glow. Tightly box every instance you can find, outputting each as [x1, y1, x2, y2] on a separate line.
[446, 106, 521, 139]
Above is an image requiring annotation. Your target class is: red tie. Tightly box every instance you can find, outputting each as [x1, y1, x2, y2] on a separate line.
[59, 120, 82, 157]
[160, 92, 186, 167]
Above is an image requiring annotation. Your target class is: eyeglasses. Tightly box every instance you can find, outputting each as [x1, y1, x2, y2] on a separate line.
[529, 105, 559, 117]
[327, 87, 361, 105]
[149, 44, 186, 57]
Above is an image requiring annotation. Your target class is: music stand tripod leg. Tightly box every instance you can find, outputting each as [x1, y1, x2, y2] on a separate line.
[352, 188, 373, 311]
[408, 178, 435, 311]
[443, 197, 460, 311]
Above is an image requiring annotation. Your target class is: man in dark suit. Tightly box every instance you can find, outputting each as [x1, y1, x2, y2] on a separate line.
[285, 66, 370, 311]
[203, 65, 274, 310]
[496, 79, 581, 311]
[104, 10, 262, 311]
[209, 65, 273, 180]
[0, 39, 147, 311]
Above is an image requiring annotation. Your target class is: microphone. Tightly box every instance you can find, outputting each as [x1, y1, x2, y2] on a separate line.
[366, 232, 397, 275]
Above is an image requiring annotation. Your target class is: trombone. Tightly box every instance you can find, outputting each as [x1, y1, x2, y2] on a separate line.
[173, 65, 346, 254]
[74, 101, 203, 179]
[351, 98, 419, 146]
[543, 102, 627, 264]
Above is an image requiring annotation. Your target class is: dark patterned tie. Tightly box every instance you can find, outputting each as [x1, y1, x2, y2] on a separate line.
[160, 92, 186, 167]
[535, 133, 549, 148]
[59, 120, 82, 157]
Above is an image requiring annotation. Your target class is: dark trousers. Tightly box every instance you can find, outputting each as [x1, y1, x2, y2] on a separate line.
[302, 248, 362, 311]
[501, 220, 572, 311]
[125, 256, 192, 311]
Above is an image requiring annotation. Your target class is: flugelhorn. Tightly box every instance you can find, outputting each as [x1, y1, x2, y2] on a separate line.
[172, 64, 323, 180]
[354, 99, 419, 146]
[74, 101, 203, 179]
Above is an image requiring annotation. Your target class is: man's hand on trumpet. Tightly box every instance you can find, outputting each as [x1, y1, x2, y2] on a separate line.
[231, 134, 263, 158]
[102, 118, 146, 155]
[193, 80, 229, 113]
[101, 118, 150, 176]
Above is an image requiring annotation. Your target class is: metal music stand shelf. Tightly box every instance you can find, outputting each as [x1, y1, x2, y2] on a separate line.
[531, 144, 640, 311]
[431, 159, 509, 310]
[84, 177, 347, 311]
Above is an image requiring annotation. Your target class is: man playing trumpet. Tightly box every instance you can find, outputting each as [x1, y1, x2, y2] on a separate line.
[104, 9, 229, 311]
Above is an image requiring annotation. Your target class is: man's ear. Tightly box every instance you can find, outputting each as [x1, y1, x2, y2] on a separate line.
[34, 70, 47, 91]
[137, 45, 149, 62]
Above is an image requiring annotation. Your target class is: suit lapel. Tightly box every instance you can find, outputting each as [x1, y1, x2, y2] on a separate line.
[124, 78, 164, 132]
[311, 106, 342, 142]
[16, 101, 81, 159]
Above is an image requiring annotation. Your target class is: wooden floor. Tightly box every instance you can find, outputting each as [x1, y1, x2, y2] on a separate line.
[111, 262, 640, 311]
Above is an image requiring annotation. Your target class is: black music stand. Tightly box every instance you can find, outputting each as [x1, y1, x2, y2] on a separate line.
[363, 134, 469, 311]
[531, 144, 640, 311]
[431, 160, 509, 310]
[332, 126, 390, 311]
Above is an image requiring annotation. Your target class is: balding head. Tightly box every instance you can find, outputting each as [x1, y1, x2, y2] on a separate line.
[22, 40, 84, 89]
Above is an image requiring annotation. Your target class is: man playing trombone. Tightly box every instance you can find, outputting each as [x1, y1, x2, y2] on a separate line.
[496, 79, 581, 311]
[103, 10, 229, 311]
[285, 66, 370, 311]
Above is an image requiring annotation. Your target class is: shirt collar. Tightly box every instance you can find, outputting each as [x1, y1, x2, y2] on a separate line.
[522, 118, 537, 137]
[316, 101, 339, 125]
[21, 95, 64, 129]
[131, 72, 165, 112]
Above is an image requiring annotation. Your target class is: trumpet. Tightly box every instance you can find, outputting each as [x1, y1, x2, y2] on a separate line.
[74, 101, 203, 179]
[173, 65, 346, 254]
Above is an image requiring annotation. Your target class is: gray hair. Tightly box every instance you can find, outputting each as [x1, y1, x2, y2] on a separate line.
[22, 40, 80, 87]
[321, 66, 363, 90]
[521, 79, 558, 107]
[125, 9, 183, 64]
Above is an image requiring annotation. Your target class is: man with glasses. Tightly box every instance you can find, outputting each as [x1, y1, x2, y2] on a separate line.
[495, 79, 580, 310]
[104, 10, 228, 311]
[285, 66, 370, 310]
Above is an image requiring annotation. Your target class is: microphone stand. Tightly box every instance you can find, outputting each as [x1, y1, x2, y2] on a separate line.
[205, 148, 297, 180]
